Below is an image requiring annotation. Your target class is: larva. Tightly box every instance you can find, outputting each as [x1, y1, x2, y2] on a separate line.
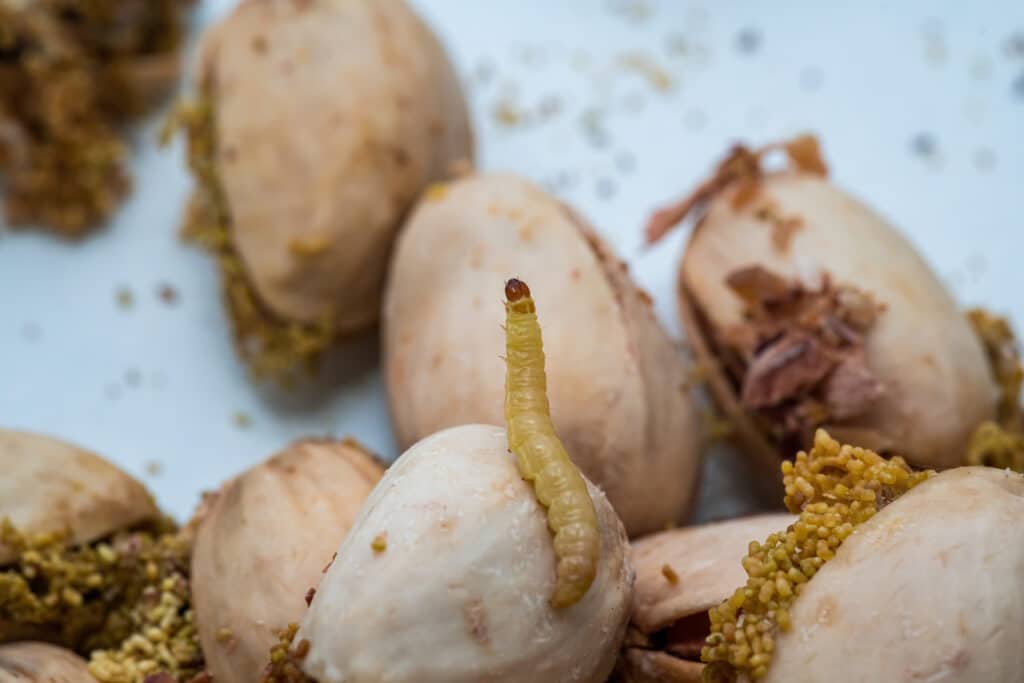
[503, 278, 600, 608]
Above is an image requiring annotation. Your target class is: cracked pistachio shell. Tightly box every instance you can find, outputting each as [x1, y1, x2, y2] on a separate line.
[297, 425, 633, 683]
[198, 0, 472, 331]
[764, 467, 1024, 683]
[384, 173, 702, 537]
[617, 514, 795, 683]
[192, 438, 385, 683]
[681, 172, 996, 472]
[0, 430, 158, 565]
[0, 643, 96, 683]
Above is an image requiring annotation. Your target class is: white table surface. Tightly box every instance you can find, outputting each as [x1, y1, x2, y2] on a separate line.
[1, 0, 1021, 523]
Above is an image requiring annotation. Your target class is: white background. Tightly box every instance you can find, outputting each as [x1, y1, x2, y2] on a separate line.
[1, 0, 1021, 522]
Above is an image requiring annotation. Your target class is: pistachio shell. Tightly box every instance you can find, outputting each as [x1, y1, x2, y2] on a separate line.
[0, 643, 96, 683]
[681, 173, 996, 471]
[199, 0, 472, 332]
[0, 430, 158, 565]
[616, 515, 794, 683]
[297, 425, 633, 683]
[384, 173, 702, 536]
[630, 514, 795, 635]
[765, 467, 1024, 682]
[192, 438, 385, 683]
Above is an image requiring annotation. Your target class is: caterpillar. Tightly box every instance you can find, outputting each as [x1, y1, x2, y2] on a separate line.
[503, 278, 600, 608]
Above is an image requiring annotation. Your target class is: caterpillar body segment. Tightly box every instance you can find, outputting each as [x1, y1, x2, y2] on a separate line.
[503, 278, 600, 608]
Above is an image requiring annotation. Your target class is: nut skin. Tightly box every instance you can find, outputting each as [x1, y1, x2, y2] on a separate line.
[0, 430, 159, 564]
[0, 643, 96, 683]
[681, 172, 996, 474]
[765, 467, 1024, 682]
[616, 515, 795, 683]
[384, 173, 702, 537]
[197, 0, 473, 333]
[297, 425, 634, 683]
[191, 438, 385, 683]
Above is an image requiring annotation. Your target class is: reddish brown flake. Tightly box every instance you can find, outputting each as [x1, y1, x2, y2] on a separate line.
[304, 587, 316, 606]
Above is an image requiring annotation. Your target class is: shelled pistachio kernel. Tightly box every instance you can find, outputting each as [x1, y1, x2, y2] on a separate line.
[701, 430, 932, 681]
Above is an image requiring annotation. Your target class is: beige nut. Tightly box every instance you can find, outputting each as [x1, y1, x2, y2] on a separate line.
[198, 0, 473, 332]
[669, 141, 995, 478]
[297, 425, 634, 683]
[0, 429, 158, 564]
[0, 642, 96, 683]
[764, 467, 1024, 682]
[617, 514, 795, 683]
[384, 173, 702, 536]
[191, 438, 385, 683]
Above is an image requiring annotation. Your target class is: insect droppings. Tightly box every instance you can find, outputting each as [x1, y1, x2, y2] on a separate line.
[503, 278, 600, 608]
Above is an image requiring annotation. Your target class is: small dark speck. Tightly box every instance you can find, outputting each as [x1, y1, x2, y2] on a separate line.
[800, 66, 824, 92]
[124, 368, 142, 388]
[1005, 31, 1024, 59]
[736, 28, 762, 55]
[615, 151, 635, 174]
[115, 287, 134, 310]
[20, 322, 42, 342]
[596, 178, 617, 199]
[910, 132, 937, 158]
[157, 283, 179, 305]
[1012, 71, 1024, 100]
[251, 35, 268, 54]
[233, 412, 253, 429]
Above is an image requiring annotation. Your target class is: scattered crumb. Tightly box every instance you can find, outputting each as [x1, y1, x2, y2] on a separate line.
[124, 368, 142, 388]
[304, 588, 316, 606]
[619, 52, 675, 91]
[493, 99, 524, 127]
[736, 28, 762, 55]
[115, 287, 135, 310]
[232, 412, 252, 429]
[251, 35, 268, 54]
[216, 627, 233, 644]
[371, 532, 388, 554]
[910, 132, 937, 158]
[144, 461, 164, 477]
[157, 283, 179, 305]
[661, 564, 680, 585]
[20, 322, 42, 342]
[425, 183, 449, 202]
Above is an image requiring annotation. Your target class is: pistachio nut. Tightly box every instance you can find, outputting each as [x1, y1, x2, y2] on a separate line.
[192, 438, 385, 683]
[756, 465, 1024, 682]
[0, 429, 158, 565]
[385, 172, 702, 536]
[289, 425, 633, 683]
[0, 642, 96, 683]
[646, 136, 996, 481]
[617, 515, 795, 683]
[177, 0, 473, 376]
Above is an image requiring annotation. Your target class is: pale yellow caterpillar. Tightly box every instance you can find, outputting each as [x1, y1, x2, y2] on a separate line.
[503, 278, 600, 608]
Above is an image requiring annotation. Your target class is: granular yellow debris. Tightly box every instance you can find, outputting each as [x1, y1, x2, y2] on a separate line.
[701, 430, 932, 681]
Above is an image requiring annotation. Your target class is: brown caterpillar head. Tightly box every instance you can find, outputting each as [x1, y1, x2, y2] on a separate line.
[505, 278, 531, 302]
